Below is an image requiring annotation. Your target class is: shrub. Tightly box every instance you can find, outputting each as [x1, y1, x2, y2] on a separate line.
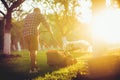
[35, 61, 87, 80]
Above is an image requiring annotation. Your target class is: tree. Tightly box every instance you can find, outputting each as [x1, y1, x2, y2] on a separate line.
[11, 19, 24, 51]
[51, 0, 92, 48]
[0, 0, 91, 51]
[0, 18, 4, 51]
[0, 0, 25, 54]
[33, 0, 91, 48]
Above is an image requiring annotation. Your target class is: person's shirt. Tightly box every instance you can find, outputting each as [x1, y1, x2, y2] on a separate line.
[23, 11, 50, 37]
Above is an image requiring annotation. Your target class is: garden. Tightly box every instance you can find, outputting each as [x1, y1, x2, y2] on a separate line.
[0, 49, 120, 80]
[1, 0, 120, 80]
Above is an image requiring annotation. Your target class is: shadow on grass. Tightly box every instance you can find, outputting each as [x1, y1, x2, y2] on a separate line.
[0, 61, 60, 80]
[0, 53, 61, 80]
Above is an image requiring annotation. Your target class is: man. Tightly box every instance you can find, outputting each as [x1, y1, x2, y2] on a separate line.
[23, 8, 53, 73]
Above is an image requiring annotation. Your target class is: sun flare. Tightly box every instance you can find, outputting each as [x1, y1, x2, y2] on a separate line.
[92, 8, 120, 44]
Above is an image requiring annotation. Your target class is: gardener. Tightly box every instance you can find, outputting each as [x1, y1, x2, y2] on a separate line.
[23, 8, 53, 73]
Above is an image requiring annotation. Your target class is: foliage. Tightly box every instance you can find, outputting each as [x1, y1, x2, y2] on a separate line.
[11, 19, 24, 42]
[9, 0, 92, 49]
[0, 0, 25, 29]
[29, 0, 90, 37]
[35, 60, 87, 80]
[0, 0, 25, 54]
[0, 0, 92, 52]
[10, 19, 24, 50]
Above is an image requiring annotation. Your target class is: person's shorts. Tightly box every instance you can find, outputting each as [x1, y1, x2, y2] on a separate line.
[24, 35, 39, 51]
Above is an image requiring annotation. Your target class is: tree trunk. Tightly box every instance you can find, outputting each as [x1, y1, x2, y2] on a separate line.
[3, 11, 12, 54]
[3, 32, 11, 54]
[1, 0, 25, 54]
[17, 41, 21, 51]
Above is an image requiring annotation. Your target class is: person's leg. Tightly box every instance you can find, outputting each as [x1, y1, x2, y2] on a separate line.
[29, 50, 37, 70]
[29, 35, 39, 72]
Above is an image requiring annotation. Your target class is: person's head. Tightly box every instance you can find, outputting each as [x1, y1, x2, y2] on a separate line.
[33, 8, 40, 13]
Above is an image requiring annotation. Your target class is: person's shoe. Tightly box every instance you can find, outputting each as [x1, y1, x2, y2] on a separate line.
[29, 69, 33, 74]
[29, 68, 38, 74]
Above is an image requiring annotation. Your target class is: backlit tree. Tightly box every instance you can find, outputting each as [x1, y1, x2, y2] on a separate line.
[0, 0, 25, 54]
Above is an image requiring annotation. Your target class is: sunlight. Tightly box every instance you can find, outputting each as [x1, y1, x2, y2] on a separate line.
[21, 0, 33, 12]
[92, 8, 120, 44]
[106, 0, 111, 7]
[76, 0, 92, 23]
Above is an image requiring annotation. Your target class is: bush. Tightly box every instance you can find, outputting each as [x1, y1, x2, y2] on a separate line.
[35, 61, 87, 80]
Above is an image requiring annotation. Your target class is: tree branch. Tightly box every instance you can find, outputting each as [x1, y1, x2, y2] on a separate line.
[10, 0, 25, 10]
[1, 0, 9, 9]
[0, 10, 6, 17]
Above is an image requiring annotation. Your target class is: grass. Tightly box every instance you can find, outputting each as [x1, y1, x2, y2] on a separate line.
[0, 50, 62, 80]
[0, 49, 120, 80]
[35, 58, 88, 80]
[0, 50, 88, 80]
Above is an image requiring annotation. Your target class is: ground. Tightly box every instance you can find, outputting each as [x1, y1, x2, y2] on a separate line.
[0, 50, 120, 80]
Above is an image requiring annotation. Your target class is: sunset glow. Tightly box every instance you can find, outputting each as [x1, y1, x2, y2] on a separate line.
[92, 8, 120, 44]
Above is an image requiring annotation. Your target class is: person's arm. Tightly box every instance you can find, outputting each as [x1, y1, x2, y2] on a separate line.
[40, 14, 62, 47]
[40, 14, 53, 35]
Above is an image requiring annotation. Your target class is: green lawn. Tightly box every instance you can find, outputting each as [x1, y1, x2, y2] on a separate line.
[0, 50, 119, 80]
[0, 50, 88, 80]
[0, 50, 60, 80]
